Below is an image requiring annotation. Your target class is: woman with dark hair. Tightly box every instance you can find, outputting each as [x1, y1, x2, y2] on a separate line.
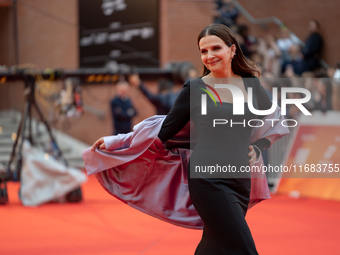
[156, 23, 273, 254]
[88, 24, 287, 254]
[199, 24, 259, 78]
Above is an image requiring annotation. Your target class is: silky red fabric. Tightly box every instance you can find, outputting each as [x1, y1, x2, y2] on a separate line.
[82, 112, 289, 230]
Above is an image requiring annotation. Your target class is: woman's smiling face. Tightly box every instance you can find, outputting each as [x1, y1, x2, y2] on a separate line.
[199, 35, 235, 75]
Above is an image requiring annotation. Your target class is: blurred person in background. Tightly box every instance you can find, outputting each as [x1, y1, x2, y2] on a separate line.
[302, 20, 323, 72]
[257, 34, 282, 77]
[300, 72, 317, 111]
[282, 64, 298, 79]
[277, 26, 301, 66]
[312, 74, 332, 112]
[129, 66, 197, 115]
[237, 24, 257, 58]
[213, 0, 239, 28]
[281, 45, 307, 76]
[110, 80, 137, 135]
[129, 74, 180, 115]
[249, 51, 265, 73]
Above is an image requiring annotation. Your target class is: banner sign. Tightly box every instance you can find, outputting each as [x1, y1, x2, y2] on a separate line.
[275, 111, 340, 200]
[79, 0, 159, 69]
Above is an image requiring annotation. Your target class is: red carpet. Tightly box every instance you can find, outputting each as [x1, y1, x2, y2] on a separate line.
[1, 175, 339, 255]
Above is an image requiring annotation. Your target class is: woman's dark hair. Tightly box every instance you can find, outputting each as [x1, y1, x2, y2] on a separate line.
[197, 23, 260, 77]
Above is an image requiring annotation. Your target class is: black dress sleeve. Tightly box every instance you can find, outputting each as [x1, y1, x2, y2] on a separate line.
[158, 82, 191, 142]
[251, 77, 272, 157]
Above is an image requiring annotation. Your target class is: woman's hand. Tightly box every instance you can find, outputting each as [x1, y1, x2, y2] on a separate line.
[91, 137, 106, 151]
[248, 145, 257, 166]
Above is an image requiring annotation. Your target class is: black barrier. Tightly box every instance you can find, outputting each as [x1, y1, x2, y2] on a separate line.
[0, 62, 196, 84]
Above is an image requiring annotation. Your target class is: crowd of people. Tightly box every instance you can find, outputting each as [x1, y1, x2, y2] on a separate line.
[213, 0, 338, 119]
[213, 1, 324, 74]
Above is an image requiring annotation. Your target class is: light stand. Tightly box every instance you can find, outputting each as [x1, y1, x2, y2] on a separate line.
[0, 74, 82, 204]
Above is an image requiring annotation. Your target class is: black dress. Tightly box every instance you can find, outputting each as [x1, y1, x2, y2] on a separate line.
[158, 77, 272, 255]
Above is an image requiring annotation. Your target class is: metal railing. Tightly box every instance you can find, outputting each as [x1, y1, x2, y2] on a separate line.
[266, 133, 292, 188]
[231, 0, 328, 69]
